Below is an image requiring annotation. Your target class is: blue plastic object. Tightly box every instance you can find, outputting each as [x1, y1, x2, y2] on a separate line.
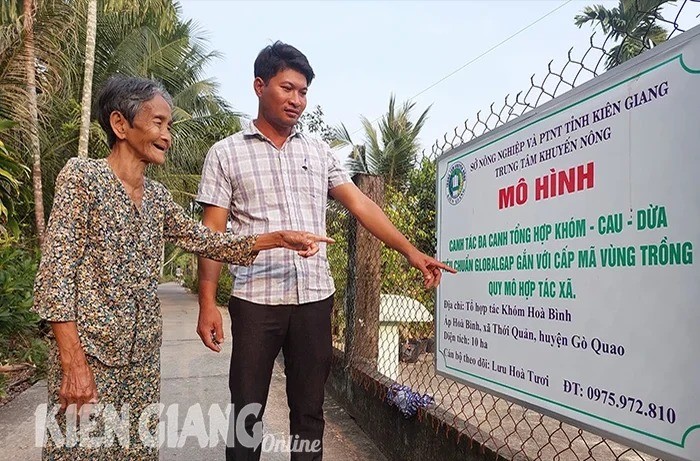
[386, 383, 434, 418]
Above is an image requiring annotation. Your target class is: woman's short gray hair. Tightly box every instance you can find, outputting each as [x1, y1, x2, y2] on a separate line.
[97, 75, 173, 147]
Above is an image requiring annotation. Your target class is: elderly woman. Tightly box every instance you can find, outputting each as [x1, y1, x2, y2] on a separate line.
[32, 75, 332, 460]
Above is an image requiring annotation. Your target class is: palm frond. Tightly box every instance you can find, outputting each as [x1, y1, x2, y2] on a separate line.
[576, 0, 672, 70]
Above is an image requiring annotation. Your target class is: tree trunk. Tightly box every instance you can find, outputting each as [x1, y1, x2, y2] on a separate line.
[77, 0, 97, 159]
[23, 0, 45, 246]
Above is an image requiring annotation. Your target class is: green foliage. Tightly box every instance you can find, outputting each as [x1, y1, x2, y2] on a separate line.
[162, 244, 186, 278]
[11, 336, 48, 373]
[380, 162, 439, 336]
[0, 336, 48, 398]
[406, 158, 437, 256]
[575, 0, 672, 70]
[333, 95, 431, 190]
[0, 246, 39, 339]
[326, 97, 437, 340]
[381, 186, 435, 313]
[0, 0, 81, 150]
[159, 274, 179, 283]
[326, 201, 349, 336]
[182, 273, 198, 294]
[298, 105, 335, 144]
[0, 120, 30, 242]
[325, 160, 439, 340]
[0, 245, 47, 386]
[0, 0, 242, 231]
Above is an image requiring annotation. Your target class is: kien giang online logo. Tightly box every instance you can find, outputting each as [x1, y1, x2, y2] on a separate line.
[446, 161, 466, 205]
[34, 403, 321, 453]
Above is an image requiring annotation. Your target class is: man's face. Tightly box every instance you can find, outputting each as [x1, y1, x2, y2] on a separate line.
[121, 94, 172, 165]
[256, 68, 308, 129]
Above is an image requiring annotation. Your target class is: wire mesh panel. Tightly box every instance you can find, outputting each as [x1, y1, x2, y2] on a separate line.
[327, 2, 699, 460]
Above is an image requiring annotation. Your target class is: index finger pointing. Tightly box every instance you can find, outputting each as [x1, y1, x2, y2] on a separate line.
[309, 234, 335, 244]
[434, 260, 457, 274]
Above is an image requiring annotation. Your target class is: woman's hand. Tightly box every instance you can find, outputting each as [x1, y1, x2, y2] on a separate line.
[277, 231, 335, 257]
[59, 356, 98, 418]
[50, 322, 99, 418]
[254, 231, 335, 257]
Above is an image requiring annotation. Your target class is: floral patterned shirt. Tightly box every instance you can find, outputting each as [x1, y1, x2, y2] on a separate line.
[33, 158, 258, 366]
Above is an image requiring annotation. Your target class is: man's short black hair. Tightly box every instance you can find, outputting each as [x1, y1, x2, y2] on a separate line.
[254, 41, 315, 85]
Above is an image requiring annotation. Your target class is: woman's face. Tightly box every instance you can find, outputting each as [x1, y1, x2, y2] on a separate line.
[121, 95, 172, 165]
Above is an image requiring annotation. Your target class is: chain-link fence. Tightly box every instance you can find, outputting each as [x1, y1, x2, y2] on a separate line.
[327, 1, 699, 460]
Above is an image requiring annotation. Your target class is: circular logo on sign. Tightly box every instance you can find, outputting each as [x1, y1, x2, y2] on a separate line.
[446, 161, 467, 205]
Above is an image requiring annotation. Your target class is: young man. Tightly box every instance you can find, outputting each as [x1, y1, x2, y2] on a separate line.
[196, 41, 454, 461]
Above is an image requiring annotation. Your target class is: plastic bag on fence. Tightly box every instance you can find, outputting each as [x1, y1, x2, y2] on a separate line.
[386, 383, 434, 418]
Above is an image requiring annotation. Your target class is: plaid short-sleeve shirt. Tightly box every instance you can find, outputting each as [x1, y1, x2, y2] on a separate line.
[196, 121, 352, 305]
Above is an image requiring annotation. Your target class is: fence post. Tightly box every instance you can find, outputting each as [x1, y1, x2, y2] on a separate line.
[344, 173, 384, 368]
[344, 214, 356, 363]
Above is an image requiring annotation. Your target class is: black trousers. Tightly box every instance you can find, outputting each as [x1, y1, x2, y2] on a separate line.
[226, 295, 334, 461]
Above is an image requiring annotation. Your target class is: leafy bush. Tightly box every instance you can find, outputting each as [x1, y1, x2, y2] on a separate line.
[0, 246, 39, 340]
[326, 201, 349, 337]
[3, 335, 49, 379]
[0, 245, 47, 396]
[182, 273, 198, 294]
[159, 274, 179, 284]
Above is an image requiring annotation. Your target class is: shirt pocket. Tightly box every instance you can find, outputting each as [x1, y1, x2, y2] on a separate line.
[300, 156, 326, 200]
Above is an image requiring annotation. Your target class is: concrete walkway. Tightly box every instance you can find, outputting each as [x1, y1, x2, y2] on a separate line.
[0, 283, 386, 461]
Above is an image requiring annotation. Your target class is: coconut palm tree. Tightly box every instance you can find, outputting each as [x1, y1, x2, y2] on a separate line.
[87, 11, 241, 205]
[22, 0, 45, 244]
[77, 0, 97, 158]
[1, 0, 241, 238]
[1, 0, 81, 243]
[332, 95, 430, 190]
[77, 0, 179, 158]
[575, 0, 673, 70]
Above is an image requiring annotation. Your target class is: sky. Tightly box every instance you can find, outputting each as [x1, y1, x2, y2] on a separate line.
[178, 0, 699, 161]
